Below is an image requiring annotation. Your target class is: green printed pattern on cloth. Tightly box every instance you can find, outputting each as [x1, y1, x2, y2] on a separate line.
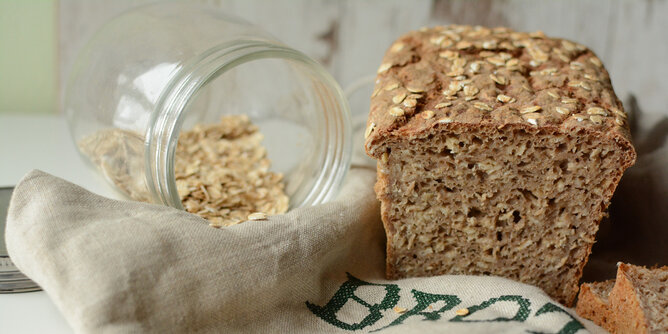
[307, 273, 586, 333]
[306, 273, 400, 330]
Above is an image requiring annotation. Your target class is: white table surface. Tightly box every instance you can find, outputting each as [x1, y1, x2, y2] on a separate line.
[0, 114, 123, 333]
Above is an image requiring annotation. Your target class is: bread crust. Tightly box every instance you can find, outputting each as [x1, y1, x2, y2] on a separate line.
[365, 25, 635, 159]
[576, 280, 616, 333]
[609, 263, 651, 334]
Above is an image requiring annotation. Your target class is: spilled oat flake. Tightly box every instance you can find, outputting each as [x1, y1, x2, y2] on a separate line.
[79, 115, 289, 228]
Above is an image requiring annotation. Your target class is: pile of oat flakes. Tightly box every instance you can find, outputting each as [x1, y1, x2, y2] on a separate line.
[175, 115, 288, 227]
[79, 115, 289, 228]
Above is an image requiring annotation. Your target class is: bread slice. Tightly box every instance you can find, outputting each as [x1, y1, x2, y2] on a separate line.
[577, 264, 668, 333]
[364, 25, 637, 306]
[576, 280, 615, 332]
[608, 263, 668, 333]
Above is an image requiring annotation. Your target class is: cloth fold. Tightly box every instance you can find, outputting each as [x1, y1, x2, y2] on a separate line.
[6, 167, 607, 333]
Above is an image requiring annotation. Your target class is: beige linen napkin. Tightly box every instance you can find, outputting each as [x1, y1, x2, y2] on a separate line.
[6, 166, 606, 333]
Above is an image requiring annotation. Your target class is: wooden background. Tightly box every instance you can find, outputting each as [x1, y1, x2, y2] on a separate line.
[58, 0, 668, 120]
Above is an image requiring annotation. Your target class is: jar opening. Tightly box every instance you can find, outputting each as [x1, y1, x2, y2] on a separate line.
[146, 41, 352, 211]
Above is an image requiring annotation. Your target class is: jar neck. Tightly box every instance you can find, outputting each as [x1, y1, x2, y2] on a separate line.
[145, 40, 351, 209]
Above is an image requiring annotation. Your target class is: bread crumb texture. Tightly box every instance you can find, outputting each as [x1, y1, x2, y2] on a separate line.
[366, 25, 637, 306]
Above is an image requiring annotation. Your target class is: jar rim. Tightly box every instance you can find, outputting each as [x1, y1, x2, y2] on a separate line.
[145, 40, 352, 210]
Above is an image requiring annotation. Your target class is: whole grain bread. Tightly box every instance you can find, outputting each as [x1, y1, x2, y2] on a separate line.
[577, 263, 668, 333]
[364, 25, 636, 306]
[609, 263, 668, 333]
[576, 280, 615, 332]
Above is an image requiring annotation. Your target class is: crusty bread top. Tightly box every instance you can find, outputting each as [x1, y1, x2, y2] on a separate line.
[364, 25, 635, 164]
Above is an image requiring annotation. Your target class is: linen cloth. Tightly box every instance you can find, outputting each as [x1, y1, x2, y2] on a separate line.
[7, 167, 605, 333]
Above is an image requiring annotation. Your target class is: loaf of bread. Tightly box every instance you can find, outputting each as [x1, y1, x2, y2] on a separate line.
[364, 25, 636, 305]
[576, 263, 668, 333]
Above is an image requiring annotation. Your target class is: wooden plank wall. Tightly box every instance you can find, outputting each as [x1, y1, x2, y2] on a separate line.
[59, 0, 668, 117]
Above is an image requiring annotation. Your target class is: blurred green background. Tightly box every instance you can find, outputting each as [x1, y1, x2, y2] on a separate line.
[0, 0, 57, 113]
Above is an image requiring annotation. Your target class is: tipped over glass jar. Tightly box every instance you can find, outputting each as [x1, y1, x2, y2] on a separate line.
[65, 3, 351, 226]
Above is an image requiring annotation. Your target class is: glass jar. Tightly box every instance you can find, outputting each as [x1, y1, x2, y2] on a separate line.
[64, 3, 351, 214]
